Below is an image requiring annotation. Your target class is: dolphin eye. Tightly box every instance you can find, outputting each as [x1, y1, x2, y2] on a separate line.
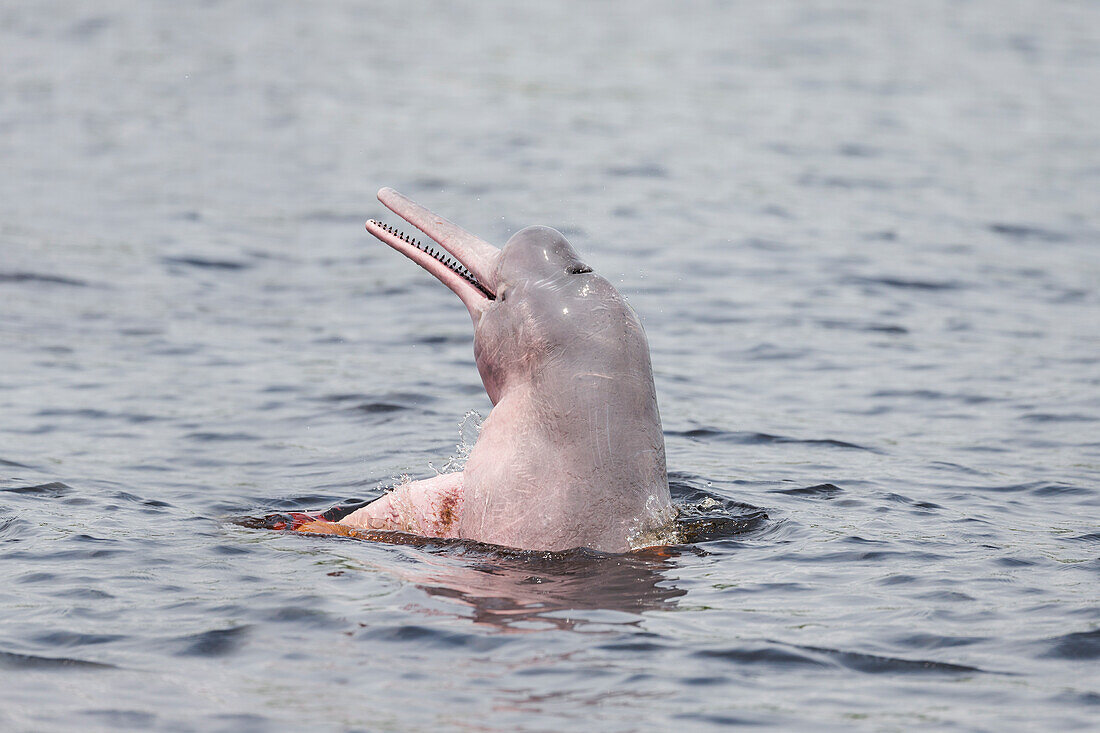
[566, 265, 592, 275]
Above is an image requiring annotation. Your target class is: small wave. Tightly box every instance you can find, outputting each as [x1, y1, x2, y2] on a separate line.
[673, 712, 769, 727]
[35, 408, 159, 424]
[605, 164, 668, 178]
[802, 643, 985, 675]
[414, 333, 470, 345]
[0, 271, 87, 287]
[872, 389, 998, 405]
[769, 483, 844, 499]
[818, 319, 909, 335]
[1038, 630, 1100, 661]
[0, 517, 34, 540]
[696, 646, 826, 668]
[357, 624, 511, 652]
[162, 256, 250, 271]
[0, 650, 113, 670]
[1021, 412, 1099, 423]
[668, 427, 876, 452]
[172, 625, 250, 658]
[31, 631, 125, 648]
[799, 173, 896, 190]
[697, 641, 986, 675]
[184, 431, 259, 442]
[352, 402, 406, 414]
[81, 711, 157, 728]
[895, 633, 987, 650]
[261, 606, 341, 629]
[846, 275, 965, 291]
[67, 15, 112, 40]
[953, 480, 1090, 497]
[988, 223, 1069, 242]
[2, 482, 72, 497]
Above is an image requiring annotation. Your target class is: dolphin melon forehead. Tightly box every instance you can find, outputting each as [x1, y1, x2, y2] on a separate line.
[499, 226, 587, 281]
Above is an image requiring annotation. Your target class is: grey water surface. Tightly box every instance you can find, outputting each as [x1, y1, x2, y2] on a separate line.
[2, 1, 1098, 730]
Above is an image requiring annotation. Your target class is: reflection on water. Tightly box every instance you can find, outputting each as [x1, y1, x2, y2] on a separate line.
[404, 545, 686, 631]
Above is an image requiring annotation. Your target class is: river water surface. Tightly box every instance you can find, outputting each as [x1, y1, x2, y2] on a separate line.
[1, 1, 1098, 730]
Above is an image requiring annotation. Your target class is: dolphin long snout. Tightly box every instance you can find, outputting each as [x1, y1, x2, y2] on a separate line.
[366, 188, 501, 321]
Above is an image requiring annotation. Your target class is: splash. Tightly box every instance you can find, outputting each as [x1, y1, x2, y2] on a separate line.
[627, 494, 680, 549]
[428, 410, 484, 475]
[382, 473, 412, 494]
[628, 488, 768, 549]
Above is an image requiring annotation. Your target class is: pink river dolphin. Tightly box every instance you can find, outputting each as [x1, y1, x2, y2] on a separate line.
[317, 188, 674, 553]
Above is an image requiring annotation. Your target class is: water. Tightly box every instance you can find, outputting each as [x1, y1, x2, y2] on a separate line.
[2, 1, 1098, 729]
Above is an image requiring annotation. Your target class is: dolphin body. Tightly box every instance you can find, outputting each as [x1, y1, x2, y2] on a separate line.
[338, 189, 674, 553]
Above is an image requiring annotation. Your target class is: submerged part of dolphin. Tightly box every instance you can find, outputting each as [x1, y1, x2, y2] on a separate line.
[335, 188, 674, 552]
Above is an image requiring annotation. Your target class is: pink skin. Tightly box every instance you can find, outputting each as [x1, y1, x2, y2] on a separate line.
[339, 189, 673, 552]
[339, 472, 465, 536]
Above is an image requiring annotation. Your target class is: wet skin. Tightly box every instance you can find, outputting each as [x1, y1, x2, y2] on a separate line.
[337, 189, 673, 553]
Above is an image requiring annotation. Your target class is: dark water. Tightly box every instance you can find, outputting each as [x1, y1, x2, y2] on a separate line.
[2, 1, 1098, 730]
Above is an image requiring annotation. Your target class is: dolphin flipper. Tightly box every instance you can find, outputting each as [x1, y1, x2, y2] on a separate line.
[337, 472, 465, 539]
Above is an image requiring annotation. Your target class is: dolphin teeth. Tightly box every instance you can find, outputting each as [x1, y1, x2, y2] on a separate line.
[369, 218, 495, 300]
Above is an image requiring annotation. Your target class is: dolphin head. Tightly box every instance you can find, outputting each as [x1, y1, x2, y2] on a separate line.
[367, 190, 652, 407]
[474, 225, 651, 408]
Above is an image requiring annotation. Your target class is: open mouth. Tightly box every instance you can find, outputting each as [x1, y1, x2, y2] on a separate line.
[367, 219, 494, 300]
[365, 188, 501, 316]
